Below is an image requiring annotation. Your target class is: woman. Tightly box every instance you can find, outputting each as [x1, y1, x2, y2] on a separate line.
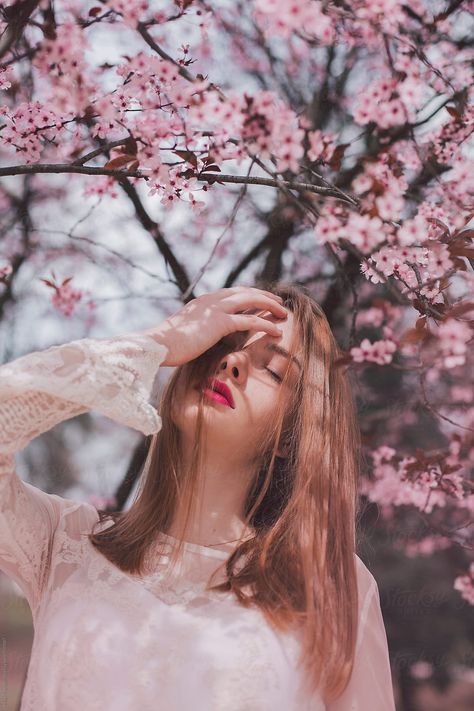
[0, 283, 396, 710]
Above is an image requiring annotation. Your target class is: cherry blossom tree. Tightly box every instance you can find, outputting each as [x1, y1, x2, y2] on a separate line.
[1, 0, 474, 704]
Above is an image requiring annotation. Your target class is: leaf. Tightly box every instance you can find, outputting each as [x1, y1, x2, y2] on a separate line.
[201, 164, 221, 172]
[399, 327, 426, 346]
[40, 278, 56, 289]
[173, 150, 198, 168]
[450, 256, 467, 271]
[180, 168, 196, 180]
[89, 7, 102, 17]
[61, 277, 73, 286]
[452, 229, 474, 241]
[426, 217, 451, 237]
[415, 315, 427, 331]
[328, 143, 349, 171]
[104, 155, 136, 170]
[449, 243, 474, 259]
[445, 105, 461, 120]
[444, 301, 474, 318]
[202, 175, 225, 186]
[120, 137, 138, 156]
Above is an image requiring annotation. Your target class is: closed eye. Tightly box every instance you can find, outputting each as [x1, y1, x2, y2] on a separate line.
[266, 367, 282, 383]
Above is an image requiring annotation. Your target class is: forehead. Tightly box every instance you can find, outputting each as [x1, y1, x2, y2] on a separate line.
[243, 309, 300, 354]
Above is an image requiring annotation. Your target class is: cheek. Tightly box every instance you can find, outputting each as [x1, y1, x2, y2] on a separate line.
[245, 390, 281, 432]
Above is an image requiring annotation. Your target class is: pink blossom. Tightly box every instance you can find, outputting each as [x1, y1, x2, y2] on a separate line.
[397, 216, 429, 247]
[410, 661, 434, 680]
[357, 307, 385, 328]
[454, 564, 474, 605]
[0, 65, 14, 90]
[51, 283, 83, 318]
[0, 264, 12, 282]
[366, 454, 448, 514]
[437, 319, 472, 369]
[403, 536, 451, 557]
[105, 0, 150, 28]
[375, 192, 404, 220]
[350, 337, 397, 365]
[253, 0, 335, 44]
[307, 130, 336, 163]
[345, 214, 387, 254]
[83, 177, 119, 200]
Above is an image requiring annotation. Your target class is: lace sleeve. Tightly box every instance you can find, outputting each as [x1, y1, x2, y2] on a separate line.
[0, 333, 168, 610]
[326, 563, 396, 711]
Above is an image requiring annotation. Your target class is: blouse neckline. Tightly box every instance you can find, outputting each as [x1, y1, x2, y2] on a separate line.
[158, 530, 234, 560]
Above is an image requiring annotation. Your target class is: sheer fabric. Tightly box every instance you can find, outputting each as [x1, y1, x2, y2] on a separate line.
[0, 333, 396, 710]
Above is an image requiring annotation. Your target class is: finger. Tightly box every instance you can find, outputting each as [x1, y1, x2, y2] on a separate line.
[229, 285, 284, 302]
[225, 293, 288, 318]
[231, 314, 283, 337]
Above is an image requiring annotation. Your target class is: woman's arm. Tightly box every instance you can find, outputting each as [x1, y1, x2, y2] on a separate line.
[0, 333, 168, 611]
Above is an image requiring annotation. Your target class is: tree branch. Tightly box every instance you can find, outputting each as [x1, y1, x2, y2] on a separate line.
[0, 162, 359, 203]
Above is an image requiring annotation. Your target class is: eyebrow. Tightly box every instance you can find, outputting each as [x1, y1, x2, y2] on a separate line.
[265, 343, 302, 371]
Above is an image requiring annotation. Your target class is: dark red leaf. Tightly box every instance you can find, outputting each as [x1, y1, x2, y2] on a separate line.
[173, 150, 198, 168]
[444, 301, 474, 318]
[445, 105, 461, 120]
[40, 278, 56, 289]
[104, 155, 136, 170]
[426, 217, 451, 237]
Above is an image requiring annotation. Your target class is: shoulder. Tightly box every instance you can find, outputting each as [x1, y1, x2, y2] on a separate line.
[54, 495, 100, 536]
[354, 553, 379, 601]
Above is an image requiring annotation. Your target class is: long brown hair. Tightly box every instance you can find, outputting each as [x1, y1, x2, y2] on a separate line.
[88, 281, 364, 703]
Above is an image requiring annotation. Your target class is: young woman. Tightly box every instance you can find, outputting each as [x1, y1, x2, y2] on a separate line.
[0, 283, 396, 710]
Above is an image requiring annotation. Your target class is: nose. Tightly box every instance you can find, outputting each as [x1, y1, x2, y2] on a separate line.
[219, 349, 248, 381]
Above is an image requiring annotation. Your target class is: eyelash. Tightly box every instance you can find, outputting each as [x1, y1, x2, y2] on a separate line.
[266, 367, 282, 383]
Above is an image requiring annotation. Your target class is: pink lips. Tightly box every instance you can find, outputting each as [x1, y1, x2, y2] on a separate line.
[194, 378, 235, 409]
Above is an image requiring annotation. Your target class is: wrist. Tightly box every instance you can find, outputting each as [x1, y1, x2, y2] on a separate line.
[140, 322, 174, 367]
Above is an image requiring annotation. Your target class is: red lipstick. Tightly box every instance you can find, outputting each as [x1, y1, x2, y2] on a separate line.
[195, 378, 235, 409]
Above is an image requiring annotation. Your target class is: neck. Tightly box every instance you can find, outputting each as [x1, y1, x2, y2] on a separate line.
[166, 439, 256, 547]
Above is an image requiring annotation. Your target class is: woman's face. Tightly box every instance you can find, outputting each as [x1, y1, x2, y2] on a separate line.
[171, 309, 302, 463]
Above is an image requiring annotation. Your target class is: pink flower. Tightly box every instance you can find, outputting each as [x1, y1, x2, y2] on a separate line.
[437, 319, 472, 369]
[0, 264, 12, 282]
[397, 216, 428, 247]
[350, 337, 397, 365]
[0, 65, 14, 91]
[410, 661, 434, 680]
[345, 214, 387, 254]
[307, 129, 336, 163]
[454, 569, 474, 605]
[51, 283, 83, 318]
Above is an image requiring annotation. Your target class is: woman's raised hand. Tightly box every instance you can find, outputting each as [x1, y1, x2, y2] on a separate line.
[140, 286, 288, 367]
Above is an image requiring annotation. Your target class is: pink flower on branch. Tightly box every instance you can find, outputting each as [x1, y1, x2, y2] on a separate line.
[454, 564, 474, 606]
[437, 319, 472, 369]
[350, 337, 397, 365]
[40, 273, 83, 318]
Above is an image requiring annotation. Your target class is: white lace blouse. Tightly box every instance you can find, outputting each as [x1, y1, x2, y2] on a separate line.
[0, 333, 396, 710]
